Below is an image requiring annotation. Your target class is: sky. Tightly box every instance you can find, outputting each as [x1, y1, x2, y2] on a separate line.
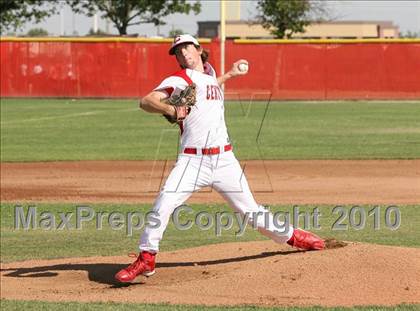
[9, 0, 420, 37]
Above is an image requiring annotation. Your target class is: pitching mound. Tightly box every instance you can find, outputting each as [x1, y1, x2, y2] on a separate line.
[1, 241, 419, 307]
[324, 238, 348, 249]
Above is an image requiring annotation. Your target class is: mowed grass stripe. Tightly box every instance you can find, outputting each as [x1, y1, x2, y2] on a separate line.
[2, 107, 138, 125]
[1, 99, 419, 161]
[1, 203, 419, 263]
[1, 300, 419, 311]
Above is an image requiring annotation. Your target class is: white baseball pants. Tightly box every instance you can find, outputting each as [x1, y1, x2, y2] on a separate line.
[139, 150, 293, 252]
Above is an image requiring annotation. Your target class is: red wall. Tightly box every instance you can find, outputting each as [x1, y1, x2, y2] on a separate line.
[1, 40, 419, 99]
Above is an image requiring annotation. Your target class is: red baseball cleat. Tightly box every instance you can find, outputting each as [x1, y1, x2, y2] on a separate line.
[115, 251, 156, 282]
[287, 228, 325, 250]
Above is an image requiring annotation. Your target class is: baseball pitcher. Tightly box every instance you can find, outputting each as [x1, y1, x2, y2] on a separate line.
[115, 34, 324, 283]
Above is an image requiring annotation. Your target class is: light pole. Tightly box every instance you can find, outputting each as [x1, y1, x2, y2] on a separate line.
[220, 0, 226, 90]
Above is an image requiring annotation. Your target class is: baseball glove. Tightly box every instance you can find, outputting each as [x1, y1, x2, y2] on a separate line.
[163, 83, 197, 124]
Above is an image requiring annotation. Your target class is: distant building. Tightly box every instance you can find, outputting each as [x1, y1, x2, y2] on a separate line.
[197, 20, 400, 39]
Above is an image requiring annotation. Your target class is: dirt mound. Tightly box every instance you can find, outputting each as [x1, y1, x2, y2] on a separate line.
[324, 238, 348, 249]
[1, 241, 419, 307]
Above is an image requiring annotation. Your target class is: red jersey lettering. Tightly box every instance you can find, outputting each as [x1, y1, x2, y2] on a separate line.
[206, 85, 222, 101]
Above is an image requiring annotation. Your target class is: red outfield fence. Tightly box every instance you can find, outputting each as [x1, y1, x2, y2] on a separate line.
[1, 37, 420, 100]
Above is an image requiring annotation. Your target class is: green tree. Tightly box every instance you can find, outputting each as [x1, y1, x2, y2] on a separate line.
[67, 0, 201, 36]
[87, 27, 108, 36]
[0, 0, 58, 32]
[400, 30, 420, 38]
[169, 28, 184, 37]
[257, 0, 328, 39]
[26, 27, 48, 36]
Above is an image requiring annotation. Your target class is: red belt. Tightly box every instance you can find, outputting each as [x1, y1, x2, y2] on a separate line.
[183, 144, 232, 155]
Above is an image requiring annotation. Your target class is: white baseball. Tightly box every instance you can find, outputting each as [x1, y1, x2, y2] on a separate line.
[238, 63, 248, 73]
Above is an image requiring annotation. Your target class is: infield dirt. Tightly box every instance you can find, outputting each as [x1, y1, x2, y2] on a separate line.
[1, 240, 420, 307]
[1, 160, 419, 204]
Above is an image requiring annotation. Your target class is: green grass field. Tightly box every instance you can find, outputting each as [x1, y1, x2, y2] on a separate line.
[1, 300, 418, 311]
[1, 99, 419, 310]
[2, 203, 419, 263]
[1, 99, 419, 161]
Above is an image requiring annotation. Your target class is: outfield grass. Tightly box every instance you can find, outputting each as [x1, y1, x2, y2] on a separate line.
[1, 99, 419, 161]
[1, 300, 419, 311]
[1, 203, 419, 263]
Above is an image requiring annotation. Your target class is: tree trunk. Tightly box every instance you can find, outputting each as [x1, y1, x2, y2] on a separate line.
[117, 24, 127, 35]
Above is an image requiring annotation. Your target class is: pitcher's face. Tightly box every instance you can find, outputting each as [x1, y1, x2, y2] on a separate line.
[174, 43, 203, 70]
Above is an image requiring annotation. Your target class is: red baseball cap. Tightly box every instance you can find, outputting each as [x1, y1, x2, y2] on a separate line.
[169, 34, 200, 55]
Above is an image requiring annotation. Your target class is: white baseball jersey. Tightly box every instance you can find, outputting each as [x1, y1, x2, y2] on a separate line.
[154, 63, 230, 150]
[139, 62, 294, 254]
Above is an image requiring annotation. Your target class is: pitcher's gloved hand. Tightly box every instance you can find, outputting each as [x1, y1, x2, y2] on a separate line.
[163, 83, 196, 124]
